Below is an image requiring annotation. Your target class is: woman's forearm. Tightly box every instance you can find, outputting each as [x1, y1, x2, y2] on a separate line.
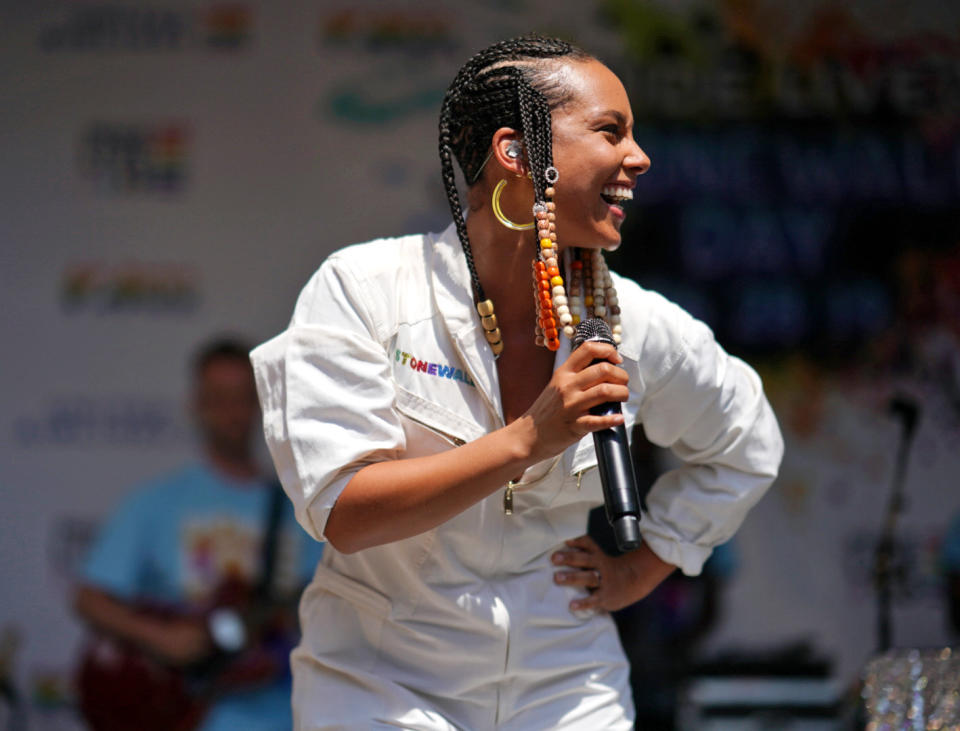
[324, 340, 630, 553]
[325, 417, 539, 553]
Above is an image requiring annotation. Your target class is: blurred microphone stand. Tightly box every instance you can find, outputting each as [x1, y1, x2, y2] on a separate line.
[871, 395, 920, 653]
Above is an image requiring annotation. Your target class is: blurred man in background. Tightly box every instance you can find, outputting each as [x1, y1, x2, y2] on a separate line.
[72, 337, 323, 731]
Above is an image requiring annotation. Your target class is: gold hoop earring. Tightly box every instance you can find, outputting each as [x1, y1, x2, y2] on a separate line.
[492, 179, 534, 231]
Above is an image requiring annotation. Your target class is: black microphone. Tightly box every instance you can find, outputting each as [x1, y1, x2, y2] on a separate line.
[573, 318, 643, 552]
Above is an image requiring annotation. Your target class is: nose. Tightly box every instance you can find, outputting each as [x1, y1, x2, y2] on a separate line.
[624, 136, 650, 177]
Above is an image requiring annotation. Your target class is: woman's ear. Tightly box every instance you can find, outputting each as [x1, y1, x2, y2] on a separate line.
[490, 127, 526, 177]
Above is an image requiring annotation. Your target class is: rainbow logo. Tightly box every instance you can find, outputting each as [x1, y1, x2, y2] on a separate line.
[395, 349, 475, 388]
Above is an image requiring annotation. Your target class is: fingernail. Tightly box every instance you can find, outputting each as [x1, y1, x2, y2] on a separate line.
[551, 553, 563, 564]
[555, 572, 566, 583]
[570, 601, 582, 610]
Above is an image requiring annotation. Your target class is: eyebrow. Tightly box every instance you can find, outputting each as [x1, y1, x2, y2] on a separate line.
[594, 109, 630, 126]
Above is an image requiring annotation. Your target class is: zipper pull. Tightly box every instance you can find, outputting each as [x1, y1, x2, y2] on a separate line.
[576, 470, 584, 491]
[504, 482, 515, 515]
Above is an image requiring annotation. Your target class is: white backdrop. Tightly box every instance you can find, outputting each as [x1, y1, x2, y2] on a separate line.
[2, 0, 958, 723]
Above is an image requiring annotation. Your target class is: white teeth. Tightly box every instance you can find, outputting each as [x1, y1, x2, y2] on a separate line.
[602, 185, 633, 203]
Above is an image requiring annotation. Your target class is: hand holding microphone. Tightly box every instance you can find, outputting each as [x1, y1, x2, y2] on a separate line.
[572, 318, 643, 552]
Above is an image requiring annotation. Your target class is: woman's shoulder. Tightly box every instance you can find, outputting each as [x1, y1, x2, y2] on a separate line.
[612, 272, 680, 314]
[611, 271, 715, 368]
[323, 231, 432, 279]
[298, 231, 432, 295]
[290, 231, 439, 332]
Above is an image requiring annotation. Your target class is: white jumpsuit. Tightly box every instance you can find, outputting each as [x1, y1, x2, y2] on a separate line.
[251, 224, 783, 730]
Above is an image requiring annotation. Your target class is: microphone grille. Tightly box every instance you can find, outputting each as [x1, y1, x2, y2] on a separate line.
[573, 317, 615, 350]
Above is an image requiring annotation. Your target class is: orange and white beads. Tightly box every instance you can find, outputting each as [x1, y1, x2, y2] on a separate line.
[531, 185, 574, 351]
[529, 181, 621, 350]
[565, 249, 585, 328]
[558, 249, 622, 346]
[582, 249, 622, 344]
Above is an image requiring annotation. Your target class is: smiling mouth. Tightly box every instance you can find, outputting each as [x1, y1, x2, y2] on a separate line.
[600, 184, 633, 205]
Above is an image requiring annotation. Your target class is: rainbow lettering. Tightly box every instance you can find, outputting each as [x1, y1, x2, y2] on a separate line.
[395, 350, 475, 388]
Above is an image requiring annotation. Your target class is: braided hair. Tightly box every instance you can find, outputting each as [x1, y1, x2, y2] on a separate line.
[438, 34, 593, 304]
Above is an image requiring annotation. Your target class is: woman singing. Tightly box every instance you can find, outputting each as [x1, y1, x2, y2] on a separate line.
[252, 34, 783, 730]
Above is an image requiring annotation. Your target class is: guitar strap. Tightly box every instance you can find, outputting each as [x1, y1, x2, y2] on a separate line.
[253, 481, 286, 602]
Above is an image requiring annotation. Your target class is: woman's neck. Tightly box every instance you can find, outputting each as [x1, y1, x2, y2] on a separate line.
[466, 213, 537, 324]
[465, 211, 559, 425]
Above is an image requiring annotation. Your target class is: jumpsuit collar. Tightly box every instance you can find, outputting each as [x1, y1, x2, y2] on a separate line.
[429, 223, 505, 425]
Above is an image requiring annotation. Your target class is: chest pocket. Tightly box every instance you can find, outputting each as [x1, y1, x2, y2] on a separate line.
[394, 385, 481, 456]
[517, 420, 641, 515]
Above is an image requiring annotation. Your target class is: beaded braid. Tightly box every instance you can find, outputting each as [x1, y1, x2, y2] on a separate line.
[438, 34, 621, 355]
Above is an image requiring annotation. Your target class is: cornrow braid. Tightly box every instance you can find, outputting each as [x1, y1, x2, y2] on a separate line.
[438, 34, 593, 354]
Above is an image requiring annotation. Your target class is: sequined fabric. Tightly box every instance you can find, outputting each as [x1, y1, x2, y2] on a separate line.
[861, 647, 960, 730]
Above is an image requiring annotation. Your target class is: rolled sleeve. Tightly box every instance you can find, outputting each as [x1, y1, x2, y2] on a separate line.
[636, 308, 784, 576]
[251, 261, 405, 542]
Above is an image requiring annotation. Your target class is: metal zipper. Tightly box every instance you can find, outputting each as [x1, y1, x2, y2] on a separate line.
[398, 411, 466, 447]
[573, 462, 597, 490]
[501, 455, 563, 515]
[503, 463, 597, 514]
[504, 481, 515, 515]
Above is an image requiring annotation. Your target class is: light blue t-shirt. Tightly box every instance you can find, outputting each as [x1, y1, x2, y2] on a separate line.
[83, 461, 324, 731]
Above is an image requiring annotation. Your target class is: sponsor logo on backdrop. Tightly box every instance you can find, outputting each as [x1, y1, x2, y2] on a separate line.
[37, 4, 253, 53]
[78, 122, 190, 194]
[61, 261, 201, 314]
[317, 8, 456, 125]
[320, 8, 456, 55]
[322, 77, 447, 126]
[603, 1, 960, 119]
[13, 396, 188, 447]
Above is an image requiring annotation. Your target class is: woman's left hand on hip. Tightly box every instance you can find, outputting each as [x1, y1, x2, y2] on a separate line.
[551, 535, 675, 613]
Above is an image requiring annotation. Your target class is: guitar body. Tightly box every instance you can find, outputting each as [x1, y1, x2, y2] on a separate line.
[75, 582, 295, 731]
[76, 630, 206, 731]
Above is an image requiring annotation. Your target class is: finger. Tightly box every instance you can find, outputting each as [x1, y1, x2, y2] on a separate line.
[564, 366, 628, 405]
[551, 549, 597, 569]
[575, 360, 629, 390]
[561, 366, 628, 410]
[565, 535, 601, 552]
[570, 591, 603, 613]
[563, 340, 623, 372]
[578, 380, 630, 410]
[553, 568, 602, 588]
[558, 382, 629, 427]
[576, 413, 626, 433]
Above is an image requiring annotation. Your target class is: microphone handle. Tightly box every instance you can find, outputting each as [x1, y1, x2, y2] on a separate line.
[590, 393, 643, 551]
[592, 426, 642, 551]
[579, 339, 643, 552]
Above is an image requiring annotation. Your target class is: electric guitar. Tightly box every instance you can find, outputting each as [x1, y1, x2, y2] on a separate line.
[75, 577, 299, 731]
